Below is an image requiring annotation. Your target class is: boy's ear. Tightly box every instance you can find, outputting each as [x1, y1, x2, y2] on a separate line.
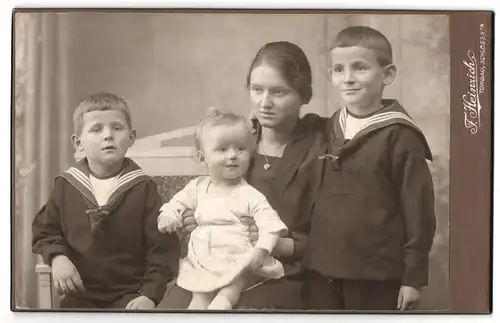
[383, 64, 397, 86]
[128, 129, 137, 147]
[71, 134, 84, 151]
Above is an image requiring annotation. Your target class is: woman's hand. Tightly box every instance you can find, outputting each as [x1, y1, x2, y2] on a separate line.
[240, 217, 294, 258]
[180, 209, 198, 234]
[272, 238, 295, 258]
[240, 217, 259, 245]
[249, 224, 259, 245]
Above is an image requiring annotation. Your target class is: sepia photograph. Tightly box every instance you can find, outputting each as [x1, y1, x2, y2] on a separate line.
[11, 8, 491, 314]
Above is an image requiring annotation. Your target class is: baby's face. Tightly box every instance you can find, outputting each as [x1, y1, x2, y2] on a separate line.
[200, 122, 253, 183]
[330, 46, 392, 112]
[75, 110, 135, 168]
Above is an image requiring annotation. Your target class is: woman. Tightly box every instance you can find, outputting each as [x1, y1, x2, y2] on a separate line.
[158, 41, 326, 310]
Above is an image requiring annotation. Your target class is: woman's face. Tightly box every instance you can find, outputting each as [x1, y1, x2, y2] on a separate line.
[249, 63, 303, 129]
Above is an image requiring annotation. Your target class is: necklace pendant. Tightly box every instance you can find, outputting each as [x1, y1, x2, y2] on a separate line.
[263, 163, 271, 171]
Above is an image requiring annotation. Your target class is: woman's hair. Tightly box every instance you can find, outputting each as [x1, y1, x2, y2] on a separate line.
[246, 41, 313, 104]
[194, 106, 255, 153]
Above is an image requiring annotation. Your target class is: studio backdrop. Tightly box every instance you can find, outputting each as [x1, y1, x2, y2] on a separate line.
[14, 12, 449, 309]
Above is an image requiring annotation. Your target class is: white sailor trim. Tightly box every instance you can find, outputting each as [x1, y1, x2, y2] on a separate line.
[338, 107, 420, 140]
[357, 111, 417, 134]
[108, 169, 148, 200]
[113, 169, 146, 188]
[65, 168, 94, 193]
[106, 169, 149, 206]
[339, 107, 348, 134]
[61, 158, 150, 208]
[61, 168, 97, 205]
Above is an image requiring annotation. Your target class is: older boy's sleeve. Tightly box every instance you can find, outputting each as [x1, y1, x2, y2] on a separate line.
[32, 178, 69, 265]
[291, 135, 325, 261]
[140, 180, 180, 306]
[290, 181, 315, 261]
[391, 127, 437, 288]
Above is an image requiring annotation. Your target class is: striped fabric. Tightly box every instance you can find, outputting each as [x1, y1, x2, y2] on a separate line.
[59, 158, 149, 235]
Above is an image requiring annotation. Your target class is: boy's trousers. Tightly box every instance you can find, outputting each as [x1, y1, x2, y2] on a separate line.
[59, 292, 141, 309]
[303, 270, 401, 311]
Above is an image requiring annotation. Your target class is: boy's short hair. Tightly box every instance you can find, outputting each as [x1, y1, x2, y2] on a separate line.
[73, 92, 132, 135]
[195, 106, 255, 152]
[330, 26, 393, 66]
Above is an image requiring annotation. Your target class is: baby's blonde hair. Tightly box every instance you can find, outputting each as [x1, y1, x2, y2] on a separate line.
[195, 106, 255, 153]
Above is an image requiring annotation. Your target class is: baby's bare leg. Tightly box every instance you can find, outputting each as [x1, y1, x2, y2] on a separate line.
[207, 276, 248, 310]
[188, 291, 216, 310]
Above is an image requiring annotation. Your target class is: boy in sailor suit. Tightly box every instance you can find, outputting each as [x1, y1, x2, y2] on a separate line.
[303, 26, 437, 311]
[32, 92, 180, 309]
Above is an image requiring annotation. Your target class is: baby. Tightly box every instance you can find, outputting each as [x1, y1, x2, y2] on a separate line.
[158, 107, 287, 310]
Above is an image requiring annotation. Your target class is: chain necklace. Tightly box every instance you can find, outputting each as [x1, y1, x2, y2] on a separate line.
[263, 155, 277, 171]
[259, 143, 287, 171]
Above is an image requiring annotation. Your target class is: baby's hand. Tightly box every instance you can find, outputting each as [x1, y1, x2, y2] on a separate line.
[243, 248, 269, 273]
[240, 217, 259, 246]
[157, 210, 180, 234]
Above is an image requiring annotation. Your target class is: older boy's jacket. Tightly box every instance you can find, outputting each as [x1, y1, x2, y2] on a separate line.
[32, 158, 180, 305]
[303, 99, 436, 287]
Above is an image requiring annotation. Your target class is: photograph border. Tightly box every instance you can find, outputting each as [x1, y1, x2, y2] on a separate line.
[10, 7, 493, 314]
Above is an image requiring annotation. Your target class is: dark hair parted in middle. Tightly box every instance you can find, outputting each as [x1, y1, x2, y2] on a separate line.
[246, 41, 313, 104]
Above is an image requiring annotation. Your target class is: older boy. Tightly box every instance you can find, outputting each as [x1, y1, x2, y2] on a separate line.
[32, 92, 179, 309]
[303, 26, 436, 311]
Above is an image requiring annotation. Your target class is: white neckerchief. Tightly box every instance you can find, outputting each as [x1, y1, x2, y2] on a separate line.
[344, 112, 371, 140]
[89, 174, 119, 206]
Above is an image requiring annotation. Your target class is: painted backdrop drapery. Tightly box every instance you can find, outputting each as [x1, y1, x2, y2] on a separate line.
[14, 13, 71, 308]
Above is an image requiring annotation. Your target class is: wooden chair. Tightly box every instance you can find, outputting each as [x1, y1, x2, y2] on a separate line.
[34, 127, 206, 309]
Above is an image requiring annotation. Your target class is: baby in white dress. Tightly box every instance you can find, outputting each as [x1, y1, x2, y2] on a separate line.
[157, 107, 287, 310]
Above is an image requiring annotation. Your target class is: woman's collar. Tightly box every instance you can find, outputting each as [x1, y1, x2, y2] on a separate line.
[250, 116, 307, 144]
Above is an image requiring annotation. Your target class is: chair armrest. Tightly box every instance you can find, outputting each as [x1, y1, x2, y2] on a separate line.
[34, 256, 61, 309]
[35, 262, 54, 309]
[35, 263, 52, 274]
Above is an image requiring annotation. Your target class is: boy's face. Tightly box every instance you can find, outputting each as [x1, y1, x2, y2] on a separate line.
[200, 122, 252, 183]
[330, 46, 396, 112]
[73, 110, 136, 170]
